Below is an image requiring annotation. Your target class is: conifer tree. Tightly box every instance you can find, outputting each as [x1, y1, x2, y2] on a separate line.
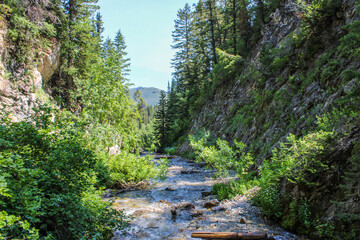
[114, 30, 131, 77]
[154, 91, 169, 151]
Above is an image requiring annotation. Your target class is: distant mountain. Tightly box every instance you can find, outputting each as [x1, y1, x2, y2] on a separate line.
[129, 87, 164, 106]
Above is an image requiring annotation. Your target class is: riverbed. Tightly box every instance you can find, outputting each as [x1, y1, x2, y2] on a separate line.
[109, 156, 303, 240]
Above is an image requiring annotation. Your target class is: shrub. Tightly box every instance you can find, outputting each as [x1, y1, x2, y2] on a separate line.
[189, 136, 253, 179]
[253, 184, 282, 220]
[164, 146, 177, 155]
[106, 152, 158, 186]
[270, 131, 334, 186]
[0, 107, 127, 239]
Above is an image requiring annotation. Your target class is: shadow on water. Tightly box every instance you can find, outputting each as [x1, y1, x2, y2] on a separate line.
[109, 156, 305, 240]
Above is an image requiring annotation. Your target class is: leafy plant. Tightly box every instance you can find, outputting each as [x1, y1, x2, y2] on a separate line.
[253, 184, 282, 220]
[189, 136, 253, 179]
[0, 106, 128, 239]
[106, 152, 158, 186]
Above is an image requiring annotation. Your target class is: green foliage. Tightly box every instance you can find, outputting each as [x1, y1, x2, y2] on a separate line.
[5, 1, 57, 69]
[0, 211, 39, 239]
[297, 0, 342, 28]
[106, 152, 158, 186]
[212, 48, 244, 86]
[282, 199, 313, 233]
[157, 158, 171, 181]
[314, 221, 336, 239]
[270, 131, 334, 185]
[164, 147, 177, 155]
[0, 106, 127, 239]
[190, 135, 256, 200]
[211, 183, 234, 201]
[75, 32, 139, 152]
[336, 140, 360, 237]
[211, 180, 255, 201]
[252, 122, 343, 235]
[154, 91, 169, 151]
[189, 136, 253, 179]
[339, 20, 360, 59]
[253, 184, 282, 220]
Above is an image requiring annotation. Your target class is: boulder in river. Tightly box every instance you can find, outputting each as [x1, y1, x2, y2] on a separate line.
[179, 202, 195, 210]
[204, 199, 220, 209]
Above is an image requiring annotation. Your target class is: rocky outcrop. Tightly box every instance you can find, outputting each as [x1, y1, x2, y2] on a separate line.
[179, 0, 359, 237]
[180, 0, 358, 158]
[0, 23, 60, 121]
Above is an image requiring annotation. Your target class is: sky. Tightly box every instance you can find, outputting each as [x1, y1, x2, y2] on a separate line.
[98, 0, 199, 91]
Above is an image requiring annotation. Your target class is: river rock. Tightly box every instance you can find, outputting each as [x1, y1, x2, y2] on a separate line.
[165, 186, 175, 191]
[201, 191, 211, 198]
[204, 199, 220, 209]
[102, 189, 112, 198]
[180, 202, 195, 210]
[189, 209, 203, 218]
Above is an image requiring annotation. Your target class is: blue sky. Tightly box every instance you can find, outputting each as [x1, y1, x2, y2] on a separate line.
[98, 0, 199, 90]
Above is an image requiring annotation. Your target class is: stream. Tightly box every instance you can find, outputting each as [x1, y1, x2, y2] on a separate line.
[108, 156, 304, 240]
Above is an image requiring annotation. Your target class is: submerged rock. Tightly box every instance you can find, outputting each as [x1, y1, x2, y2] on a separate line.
[204, 199, 220, 209]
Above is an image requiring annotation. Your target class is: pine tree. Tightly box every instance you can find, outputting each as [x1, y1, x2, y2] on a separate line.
[51, 0, 100, 109]
[154, 91, 168, 151]
[114, 30, 131, 77]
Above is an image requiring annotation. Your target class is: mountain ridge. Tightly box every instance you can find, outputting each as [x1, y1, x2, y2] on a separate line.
[129, 86, 165, 106]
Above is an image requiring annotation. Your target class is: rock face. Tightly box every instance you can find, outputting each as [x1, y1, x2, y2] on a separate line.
[178, 0, 359, 237]
[0, 23, 60, 121]
[179, 0, 359, 160]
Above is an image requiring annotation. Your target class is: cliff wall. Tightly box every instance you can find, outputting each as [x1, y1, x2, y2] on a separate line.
[180, 0, 358, 159]
[0, 21, 60, 121]
[179, 0, 360, 237]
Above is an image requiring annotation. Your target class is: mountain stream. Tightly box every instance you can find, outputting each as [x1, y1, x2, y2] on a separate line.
[108, 156, 304, 240]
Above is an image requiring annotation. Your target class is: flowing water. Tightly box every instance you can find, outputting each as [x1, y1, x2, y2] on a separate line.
[109, 156, 304, 240]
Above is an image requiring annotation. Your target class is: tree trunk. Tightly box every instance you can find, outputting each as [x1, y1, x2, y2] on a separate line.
[192, 231, 268, 239]
[232, 0, 237, 55]
[257, 0, 265, 25]
[208, 0, 217, 65]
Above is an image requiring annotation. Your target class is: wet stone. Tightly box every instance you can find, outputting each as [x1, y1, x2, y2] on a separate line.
[189, 209, 203, 218]
[165, 186, 175, 191]
[179, 202, 195, 210]
[201, 191, 211, 197]
[102, 189, 112, 198]
[204, 199, 220, 209]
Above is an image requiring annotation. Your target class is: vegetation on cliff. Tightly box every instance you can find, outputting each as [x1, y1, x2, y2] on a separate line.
[153, 0, 360, 238]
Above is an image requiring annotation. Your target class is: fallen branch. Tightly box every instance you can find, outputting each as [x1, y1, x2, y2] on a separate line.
[191, 232, 268, 239]
[154, 155, 176, 159]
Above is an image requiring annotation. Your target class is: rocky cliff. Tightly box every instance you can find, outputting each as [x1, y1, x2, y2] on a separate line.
[0, 21, 60, 121]
[181, 0, 358, 156]
[179, 0, 360, 237]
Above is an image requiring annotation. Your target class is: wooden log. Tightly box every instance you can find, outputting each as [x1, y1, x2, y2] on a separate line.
[154, 155, 176, 159]
[191, 231, 267, 239]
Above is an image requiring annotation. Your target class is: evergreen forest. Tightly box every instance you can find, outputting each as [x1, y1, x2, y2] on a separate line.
[0, 0, 359, 239]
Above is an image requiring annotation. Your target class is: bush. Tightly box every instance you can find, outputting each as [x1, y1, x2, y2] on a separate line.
[189, 135, 253, 179]
[164, 146, 176, 155]
[0, 107, 127, 239]
[106, 152, 158, 186]
[211, 180, 255, 201]
[253, 184, 282, 220]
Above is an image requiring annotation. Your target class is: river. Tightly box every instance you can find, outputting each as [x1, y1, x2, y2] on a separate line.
[108, 156, 304, 240]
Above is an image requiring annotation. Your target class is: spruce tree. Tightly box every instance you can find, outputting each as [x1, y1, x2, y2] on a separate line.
[154, 91, 168, 151]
